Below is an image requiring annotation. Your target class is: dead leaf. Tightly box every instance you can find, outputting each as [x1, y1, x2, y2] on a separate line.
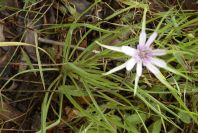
[183, 0, 198, 10]
[0, 52, 10, 66]
[0, 21, 5, 42]
[0, 102, 24, 124]
[3, 0, 19, 8]
[23, 23, 38, 62]
[0, 20, 11, 66]
[64, 106, 79, 122]
[75, 96, 92, 105]
[69, 0, 91, 14]
[148, 0, 165, 12]
[61, 0, 92, 20]
[31, 111, 41, 131]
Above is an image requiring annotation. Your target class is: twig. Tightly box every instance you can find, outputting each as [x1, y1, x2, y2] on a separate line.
[38, 37, 100, 54]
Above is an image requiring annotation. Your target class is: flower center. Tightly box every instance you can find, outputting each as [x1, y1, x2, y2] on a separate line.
[136, 46, 152, 62]
[138, 50, 150, 59]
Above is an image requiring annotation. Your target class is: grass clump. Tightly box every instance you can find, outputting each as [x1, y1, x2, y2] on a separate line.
[0, 0, 197, 132]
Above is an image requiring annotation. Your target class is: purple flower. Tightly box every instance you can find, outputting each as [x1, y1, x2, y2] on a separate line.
[96, 30, 167, 95]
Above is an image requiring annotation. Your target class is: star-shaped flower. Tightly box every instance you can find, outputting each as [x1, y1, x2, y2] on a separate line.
[96, 30, 167, 95]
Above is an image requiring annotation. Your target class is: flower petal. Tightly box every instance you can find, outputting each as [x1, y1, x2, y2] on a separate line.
[136, 62, 143, 77]
[103, 62, 127, 75]
[152, 49, 167, 56]
[145, 32, 157, 47]
[98, 43, 123, 52]
[134, 75, 140, 96]
[138, 31, 147, 47]
[145, 62, 160, 75]
[151, 58, 167, 68]
[126, 58, 136, 71]
[121, 46, 136, 56]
